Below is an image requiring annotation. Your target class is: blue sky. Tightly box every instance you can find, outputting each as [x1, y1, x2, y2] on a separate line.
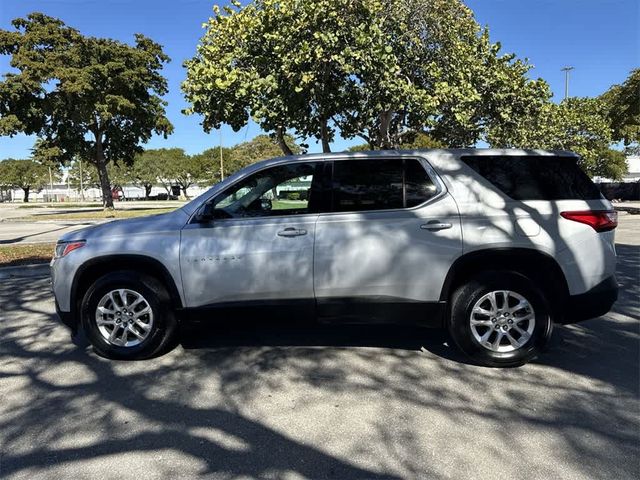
[1, 0, 638, 159]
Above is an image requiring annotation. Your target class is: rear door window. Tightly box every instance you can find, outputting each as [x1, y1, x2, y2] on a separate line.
[461, 155, 602, 200]
[330, 158, 437, 212]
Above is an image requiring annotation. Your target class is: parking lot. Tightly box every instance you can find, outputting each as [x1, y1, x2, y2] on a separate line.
[0, 216, 638, 480]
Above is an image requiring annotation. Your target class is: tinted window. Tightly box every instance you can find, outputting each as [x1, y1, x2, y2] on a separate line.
[331, 158, 437, 212]
[462, 156, 602, 201]
[210, 162, 322, 218]
[332, 159, 402, 212]
[405, 159, 438, 207]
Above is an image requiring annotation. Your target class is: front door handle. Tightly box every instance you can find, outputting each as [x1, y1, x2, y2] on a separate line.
[277, 227, 307, 237]
[421, 220, 453, 231]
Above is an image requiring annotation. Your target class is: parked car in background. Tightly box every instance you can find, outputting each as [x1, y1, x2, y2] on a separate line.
[51, 149, 618, 367]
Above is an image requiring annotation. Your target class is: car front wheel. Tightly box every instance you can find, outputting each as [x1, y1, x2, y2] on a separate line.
[81, 271, 178, 360]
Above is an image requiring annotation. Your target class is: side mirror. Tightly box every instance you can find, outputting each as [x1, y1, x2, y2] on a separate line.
[195, 202, 216, 223]
[261, 198, 272, 211]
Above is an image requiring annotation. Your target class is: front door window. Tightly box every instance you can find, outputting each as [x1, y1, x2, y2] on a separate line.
[209, 162, 322, 219]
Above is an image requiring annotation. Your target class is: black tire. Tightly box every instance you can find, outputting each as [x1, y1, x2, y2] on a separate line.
[448, 270, 553, 367]
[81, 270, 178, 360]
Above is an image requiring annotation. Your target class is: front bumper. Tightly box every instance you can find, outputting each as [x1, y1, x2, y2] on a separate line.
[561, 275, 618, 324]
[55, 297, 78, 333]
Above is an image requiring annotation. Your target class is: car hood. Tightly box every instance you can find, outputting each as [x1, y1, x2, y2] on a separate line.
[57, 207, 190, 242]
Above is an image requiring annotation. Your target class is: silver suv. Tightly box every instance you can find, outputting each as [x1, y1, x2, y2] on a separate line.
[51, 149, 618, 367]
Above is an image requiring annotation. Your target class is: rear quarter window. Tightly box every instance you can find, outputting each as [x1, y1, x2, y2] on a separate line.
[461, 155, 603, 200]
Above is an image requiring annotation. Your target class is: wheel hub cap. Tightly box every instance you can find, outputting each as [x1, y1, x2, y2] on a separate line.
[470, 290, 535, 353]
[95, 289, 154, 347]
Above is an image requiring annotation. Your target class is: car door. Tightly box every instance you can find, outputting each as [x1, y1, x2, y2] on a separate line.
[313, 156, 462, 321]
[180, 161, 324, 312]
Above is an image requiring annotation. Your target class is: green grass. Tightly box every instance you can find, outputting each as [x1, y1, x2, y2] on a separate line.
[271, 199, 308, 210]
[0, 243, 54, 266]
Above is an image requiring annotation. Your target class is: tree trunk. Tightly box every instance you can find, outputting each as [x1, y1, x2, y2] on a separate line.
[379, 111, 393, 149]
[94, 135, 114, 209]
[23, 187, 30, 203]
[276, 126, 294, 156]
[145, 184, 152, 199]
[181, 185, 190, 200]
[320, 118, 331, 153]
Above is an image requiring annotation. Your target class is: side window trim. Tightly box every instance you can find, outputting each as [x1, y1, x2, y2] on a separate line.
[188, 155, 447, 222]
[402, 158, 407, 209]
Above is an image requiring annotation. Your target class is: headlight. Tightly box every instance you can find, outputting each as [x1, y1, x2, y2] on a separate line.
[55, 240, 86, 258]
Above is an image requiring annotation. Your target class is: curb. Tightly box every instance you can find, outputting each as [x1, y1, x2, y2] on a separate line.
[613, 205, 640, 215]
[0, 218, 103, 225]
[0, 263, 50, 280]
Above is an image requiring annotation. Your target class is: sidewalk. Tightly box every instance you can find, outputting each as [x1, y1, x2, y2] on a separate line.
[0, 221, 92, 245]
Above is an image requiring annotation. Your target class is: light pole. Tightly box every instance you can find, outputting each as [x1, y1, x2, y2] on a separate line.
[219, 128, 224, 181]
[79, 158, 85, 201]
[561, 66, 574, 100]
[48, 166, 53, 203]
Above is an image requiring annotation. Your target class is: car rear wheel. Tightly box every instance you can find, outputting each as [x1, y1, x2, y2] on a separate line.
[448, 271, 553, 367]
[81, 271, 178, 360]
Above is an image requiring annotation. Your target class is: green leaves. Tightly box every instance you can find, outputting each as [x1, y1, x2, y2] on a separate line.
[0, 12, 173, 207]
[487, 96, 626, 179]
[225, 133, 300, 175]
[0, 158, 49, 190]
[183, 0, 387, 151]
[600, 69, 640, 155]
[183, 0, 550, 152]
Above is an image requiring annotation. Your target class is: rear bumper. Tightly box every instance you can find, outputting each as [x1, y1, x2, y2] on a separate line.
[561, 275, 618, 324]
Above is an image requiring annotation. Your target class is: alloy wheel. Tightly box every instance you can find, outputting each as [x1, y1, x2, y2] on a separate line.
[469, 290, 535, 353]
[95, 289, 154, 347]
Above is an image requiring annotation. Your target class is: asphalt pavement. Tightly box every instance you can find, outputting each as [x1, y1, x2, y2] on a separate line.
[0, 218, 638, 479]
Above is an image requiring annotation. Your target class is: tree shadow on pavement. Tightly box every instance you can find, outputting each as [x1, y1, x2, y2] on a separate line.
[536, 243, 639, 396]
[0, 276, 398, 480]
[0, 243, 638, 479]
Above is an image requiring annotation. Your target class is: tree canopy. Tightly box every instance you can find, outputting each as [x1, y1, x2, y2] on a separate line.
[191, 147, 233, 186]
[225, 134, 300, 175]
[183, 0, 549, 153]
[165, 148, 208, 199]
[0, 159, 49, 202]
[488, 97, 627, 179]
[601, 69, 639, 155]
[0, 12, 173, 208]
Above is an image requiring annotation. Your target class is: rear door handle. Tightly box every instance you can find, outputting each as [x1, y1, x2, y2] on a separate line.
[421, 220, 453, 231]
[277, 227, 307, 237]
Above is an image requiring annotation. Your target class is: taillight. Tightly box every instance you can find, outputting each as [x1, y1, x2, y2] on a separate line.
[55, 240, 86, 258]
[560, 210, 618, 232]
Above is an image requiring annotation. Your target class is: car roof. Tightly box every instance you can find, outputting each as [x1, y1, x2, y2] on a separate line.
[269, 147, 573, 160]
[254, 148, 578, 166]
